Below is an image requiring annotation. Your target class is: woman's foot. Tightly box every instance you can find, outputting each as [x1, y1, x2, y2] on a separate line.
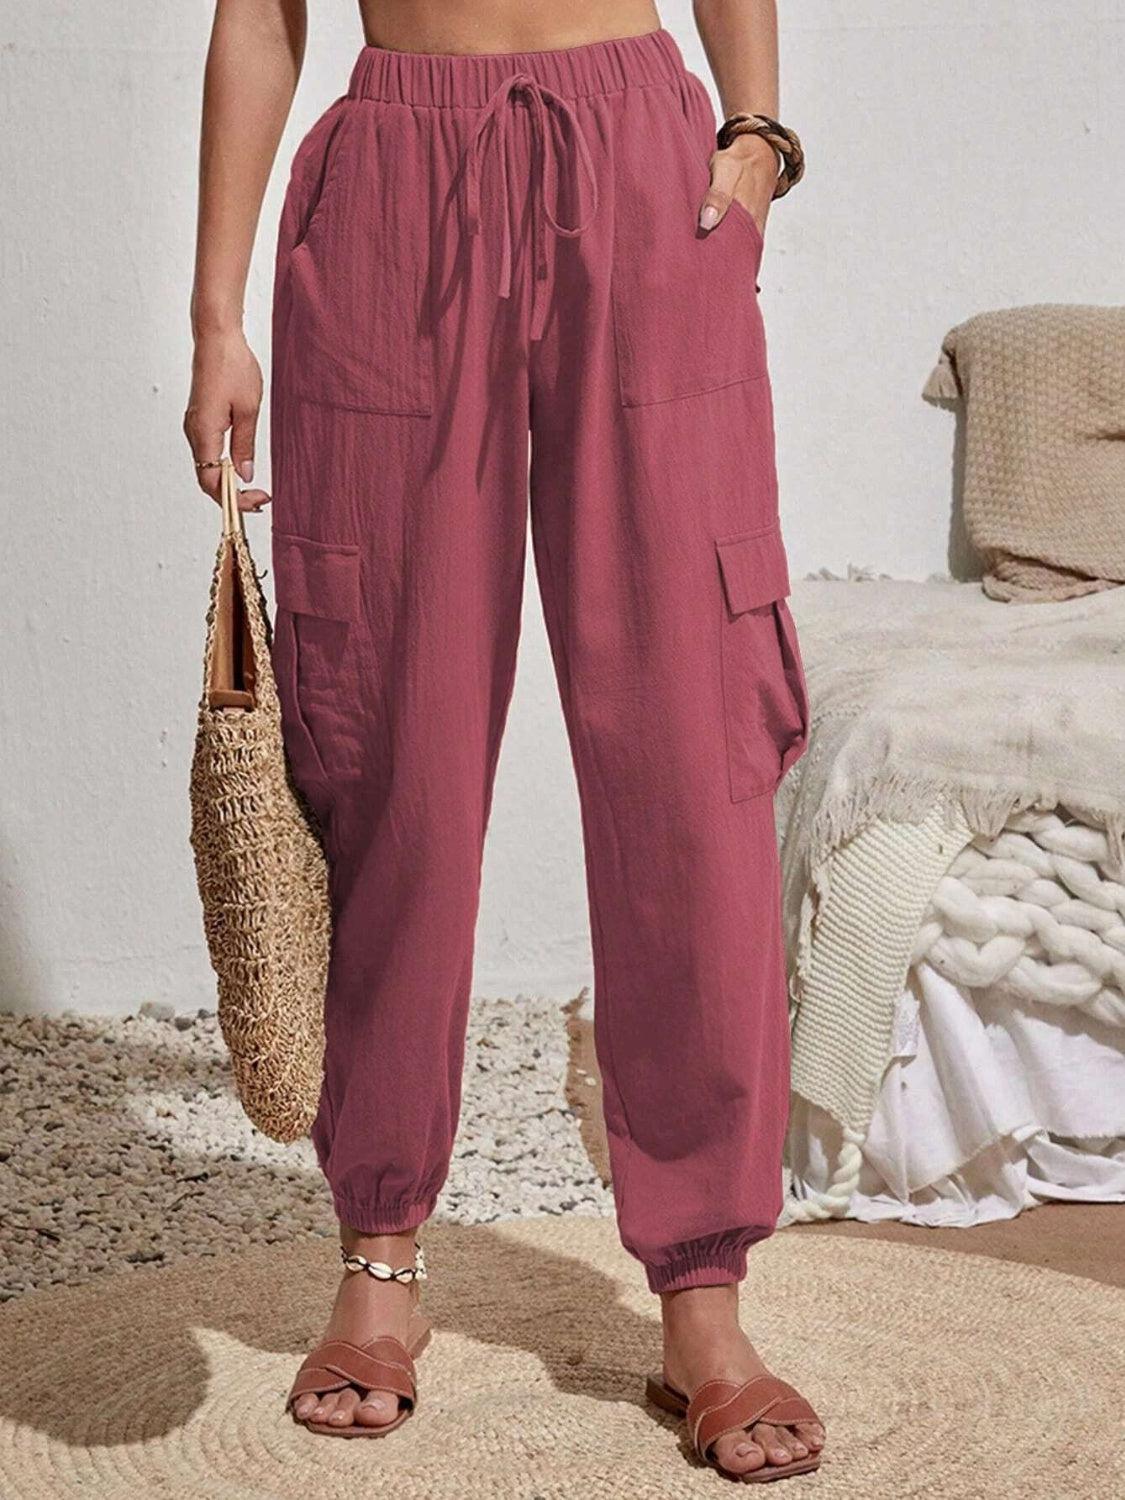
[660, 1283, 825, 1479]
[291, 1230, 423, 1432]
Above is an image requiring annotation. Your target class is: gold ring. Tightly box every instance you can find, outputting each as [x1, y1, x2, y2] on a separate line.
[195, 458, 225, 470]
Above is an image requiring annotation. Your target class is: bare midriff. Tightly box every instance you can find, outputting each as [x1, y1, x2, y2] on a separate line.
[359, 0, 663, 55]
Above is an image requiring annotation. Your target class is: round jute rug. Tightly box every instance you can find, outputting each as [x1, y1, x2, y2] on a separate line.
[1, 1215, 1121, 1499]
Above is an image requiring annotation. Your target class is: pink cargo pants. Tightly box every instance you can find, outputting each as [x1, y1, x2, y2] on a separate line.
[270, 29, 809, 1292]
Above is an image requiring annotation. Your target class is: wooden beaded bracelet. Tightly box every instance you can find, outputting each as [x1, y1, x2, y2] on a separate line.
[716, 114, 805, 200]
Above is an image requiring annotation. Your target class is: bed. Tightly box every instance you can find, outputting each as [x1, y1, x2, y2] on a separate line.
[777, 575, 1125, 1225]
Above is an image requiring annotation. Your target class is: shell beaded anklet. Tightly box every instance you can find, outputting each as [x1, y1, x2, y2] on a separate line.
[340, 1243, 427, 1284]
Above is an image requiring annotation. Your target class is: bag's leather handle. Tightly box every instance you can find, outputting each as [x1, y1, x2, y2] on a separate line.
[207, 458, 257, 711]
[220, 457, 246, 540]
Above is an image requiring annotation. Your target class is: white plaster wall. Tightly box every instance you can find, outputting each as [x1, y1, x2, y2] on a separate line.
[1, 2, 1122, 1014]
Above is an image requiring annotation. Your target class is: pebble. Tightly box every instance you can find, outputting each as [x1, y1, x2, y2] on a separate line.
[138, 1001, 175, 1023]
[1, 997, 611, 1299]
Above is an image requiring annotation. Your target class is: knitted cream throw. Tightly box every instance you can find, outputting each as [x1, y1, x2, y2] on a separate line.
[924, 304, 1125, 602]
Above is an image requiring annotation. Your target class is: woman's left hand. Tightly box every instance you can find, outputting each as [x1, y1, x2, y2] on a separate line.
[698, 131, 778, 237]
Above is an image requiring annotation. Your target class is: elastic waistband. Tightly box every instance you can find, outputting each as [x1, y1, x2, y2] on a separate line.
[347, 28, 687, 107]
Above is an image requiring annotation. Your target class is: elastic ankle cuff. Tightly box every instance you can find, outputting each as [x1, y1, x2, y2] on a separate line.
[645, 1226, 775, 1293]
[331, 1192, 437, 1237]
[647, 1249, 746, 1293]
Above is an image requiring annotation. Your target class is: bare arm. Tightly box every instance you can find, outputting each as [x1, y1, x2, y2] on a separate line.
[692, 0, 782, 236]
[184, 0, 306, 506]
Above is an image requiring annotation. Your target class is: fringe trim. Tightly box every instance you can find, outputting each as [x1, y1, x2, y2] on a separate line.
[804, 566, 956, 586]
[789, 770, 1125, 1011]
[922, 343, 960, 400]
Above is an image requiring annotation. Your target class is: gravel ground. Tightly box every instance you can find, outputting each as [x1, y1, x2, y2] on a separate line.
[0, 995, 611, 1300]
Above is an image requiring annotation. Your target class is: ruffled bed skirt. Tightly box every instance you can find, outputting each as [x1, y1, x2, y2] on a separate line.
[786, 962, 1125, 1226]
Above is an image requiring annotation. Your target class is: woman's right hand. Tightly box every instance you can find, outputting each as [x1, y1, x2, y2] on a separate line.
[183, 326, 271, 509]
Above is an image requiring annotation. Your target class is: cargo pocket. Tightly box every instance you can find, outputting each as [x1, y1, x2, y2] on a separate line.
[271, 532, 363, 825]
[716, 525, 809, 802]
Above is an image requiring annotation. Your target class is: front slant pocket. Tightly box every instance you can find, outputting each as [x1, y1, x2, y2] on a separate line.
[611, 77, 767, 408]
[716, 526, 809, 802]
[271, 532, 363, 830]
[280, 102, 433, 417]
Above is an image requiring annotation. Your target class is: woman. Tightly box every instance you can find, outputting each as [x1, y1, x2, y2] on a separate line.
[185, 0, 820, 1481]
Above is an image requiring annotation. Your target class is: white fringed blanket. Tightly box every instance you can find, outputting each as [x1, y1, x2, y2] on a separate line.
[777, 577, 1125, 1135]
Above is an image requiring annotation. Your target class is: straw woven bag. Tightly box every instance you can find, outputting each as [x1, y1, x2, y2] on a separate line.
[189, 460, 329, 1142]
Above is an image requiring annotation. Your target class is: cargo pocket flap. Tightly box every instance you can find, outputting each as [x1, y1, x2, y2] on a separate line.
[716, 526, 790, 615]
[273, 532, 361, 622]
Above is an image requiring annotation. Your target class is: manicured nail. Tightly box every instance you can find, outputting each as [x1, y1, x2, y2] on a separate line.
[238, 461, 254, 482]
[735, 1443, 754, 1456]
[699, 204, 720, 231]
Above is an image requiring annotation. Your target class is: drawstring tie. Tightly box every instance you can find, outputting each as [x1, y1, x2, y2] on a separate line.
[463, 73, 599, 342]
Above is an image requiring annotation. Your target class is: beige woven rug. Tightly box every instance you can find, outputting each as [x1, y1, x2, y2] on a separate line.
[1, 1217, 1121, 1499]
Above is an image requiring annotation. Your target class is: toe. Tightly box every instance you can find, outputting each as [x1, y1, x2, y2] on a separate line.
[356, 1389, 402, 1428]
[292, 1393, 319, 1422]
[782, 1427, 809, 1459]
[710, 1431, 768, 1477]
[328, 1389, 361, 1427]
[312, 1392, 339, 1425]
[795, 1420, 825, 1452]
[751, 1422, 796, 1467]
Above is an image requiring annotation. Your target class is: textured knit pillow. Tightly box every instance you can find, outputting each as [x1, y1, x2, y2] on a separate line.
[924, 304, 1125, 601]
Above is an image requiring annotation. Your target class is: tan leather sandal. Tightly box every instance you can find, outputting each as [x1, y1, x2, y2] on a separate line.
[647, 1369, 824, 1483]
[288, 1244, 431, 1439]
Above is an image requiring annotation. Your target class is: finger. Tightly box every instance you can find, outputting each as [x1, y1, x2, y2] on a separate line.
[229, 401, 259, 485]
[699, 153, 742, 232]
[183, 402, 229, 503]
[238, 486, 272, 512]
